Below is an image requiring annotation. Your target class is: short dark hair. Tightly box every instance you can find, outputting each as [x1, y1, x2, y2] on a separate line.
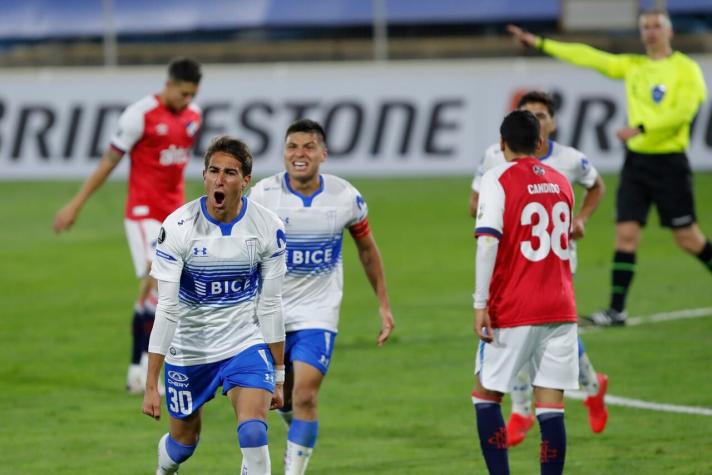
[168, 58, 202, 84]
[500, 110, 540, 155]
[517, 91, 556, 117]
[204, 135, 252, 176]
[285, 119, 327, 146]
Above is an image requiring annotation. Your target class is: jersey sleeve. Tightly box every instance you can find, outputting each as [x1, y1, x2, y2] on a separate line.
[259, 220, 287, 280]
[573, 153, 599, 189]
[150, 219, 185, 283]
[346, 185, 369, 227]
[110, 105, 145, 153]
[539, 38, 633, 79]
[474, 170, 505, 239]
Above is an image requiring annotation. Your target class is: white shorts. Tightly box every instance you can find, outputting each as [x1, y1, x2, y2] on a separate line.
[124, 218, 162, 278]
[475, 323, 579, 394]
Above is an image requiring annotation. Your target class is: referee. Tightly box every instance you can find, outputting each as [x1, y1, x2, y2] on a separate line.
[508, 9, 712, 326]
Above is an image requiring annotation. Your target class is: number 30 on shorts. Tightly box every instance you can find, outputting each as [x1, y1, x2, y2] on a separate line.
[168, 387, 193, 415]
[520, 201, 570, 262]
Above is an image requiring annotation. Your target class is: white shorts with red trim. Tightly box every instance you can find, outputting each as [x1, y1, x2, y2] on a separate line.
[475, 323, 579, 394]
[124, 218, 161, 278]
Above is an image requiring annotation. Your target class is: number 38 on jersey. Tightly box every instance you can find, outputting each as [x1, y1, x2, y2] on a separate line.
[519, 201, 571, 262]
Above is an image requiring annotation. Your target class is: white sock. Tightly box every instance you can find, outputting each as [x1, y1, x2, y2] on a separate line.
[285, 440, 313, 475]
[277, 408, 294, 428]
[510, 370, 533, 416]
[157, 433, 179, 474]
[240, 446, 270, 475]
[578, 352, 599, 396]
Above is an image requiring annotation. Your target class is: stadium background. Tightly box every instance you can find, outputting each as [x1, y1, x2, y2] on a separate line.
[2, 1, 711, 473]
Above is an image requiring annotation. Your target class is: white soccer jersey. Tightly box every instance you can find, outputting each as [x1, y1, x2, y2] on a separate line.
[249, 173, 368, 333]
[150, 196, 286, 366]
[471, 140, 598, 193]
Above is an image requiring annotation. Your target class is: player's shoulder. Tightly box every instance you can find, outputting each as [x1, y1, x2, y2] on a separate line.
[322, 173, 359, 195]
[251, 172, 283, 193]
[124, 95, 160, 116]
[481, 160, 517, 185]
[160, 198, 202, 240]
[671, 51, 700, 67]
[246, 197, 283, 230]
[484, 142, 503, 158]
[187, 103, 202, 115]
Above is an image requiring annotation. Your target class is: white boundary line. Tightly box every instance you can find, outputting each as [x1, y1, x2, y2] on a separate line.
[571, 307, 712, 416]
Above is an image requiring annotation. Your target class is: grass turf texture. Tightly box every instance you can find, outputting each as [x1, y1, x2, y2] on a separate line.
[1, 174, 711, 474]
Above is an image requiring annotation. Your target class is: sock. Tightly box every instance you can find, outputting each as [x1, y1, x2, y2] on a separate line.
[238, 419, 270, 475]
[696, 241, 712, 273]
[609, 251, 636, 312]
[277, 402, 294, 428]
[510, 370, 533, 417]
[536, 405, 566, 475]
[577, 337, 599, 396]
[158, 433, 197, 474]
[131, 303, 144, 364]
[285, 419, 319, 475]
[472, 391, 509, 475]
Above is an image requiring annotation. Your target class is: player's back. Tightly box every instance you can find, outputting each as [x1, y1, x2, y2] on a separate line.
[476, 157, 577, 328]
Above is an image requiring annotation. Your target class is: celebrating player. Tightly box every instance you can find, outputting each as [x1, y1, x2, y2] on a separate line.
[472, 110, 578, 475]
[508, 10, 712, 326]
[53, 58, 203, 393]
[249, 118, 395, 475]
[142, 136, 286, 475]
[470, 91, 608, 445]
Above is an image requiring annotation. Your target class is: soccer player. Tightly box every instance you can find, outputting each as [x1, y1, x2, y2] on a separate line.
[470, 91, 608, 446]
[142, 136, 287, 475]
[53, 58, 203, 392]
[249, 119, 395, 475]
[508, 10, 712, 326]
[472, 110, 578, 475]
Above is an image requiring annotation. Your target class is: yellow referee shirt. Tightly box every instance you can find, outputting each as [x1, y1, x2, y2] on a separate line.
[538, 38, 707, 154]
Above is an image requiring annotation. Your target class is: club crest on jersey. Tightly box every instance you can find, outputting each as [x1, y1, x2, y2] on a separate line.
[157, 227, 166, 244]
[245, 238, 257, 267]
[155, 123, 169, 135]
[651, 84, 667, 103]
[533, 165, 545, 176]
[186, 120, 199, 137]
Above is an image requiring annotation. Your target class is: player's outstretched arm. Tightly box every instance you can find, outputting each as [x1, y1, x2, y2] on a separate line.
[53, 148, 123, 233]
[353, 233, 395, 346]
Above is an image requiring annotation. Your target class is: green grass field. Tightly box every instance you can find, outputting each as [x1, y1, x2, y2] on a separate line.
[1, 174, 711, 474]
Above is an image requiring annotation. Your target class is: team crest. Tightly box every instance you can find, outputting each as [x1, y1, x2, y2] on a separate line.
[186, 120, 199, 137]
[651, 84, 667, 103]
[156, 123, 169, 135]
[533, 165, 545, 176]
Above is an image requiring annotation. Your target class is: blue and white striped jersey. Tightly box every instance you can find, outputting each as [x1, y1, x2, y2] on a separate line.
[150, 195, 286, 365]
[249, 173, 368, 333]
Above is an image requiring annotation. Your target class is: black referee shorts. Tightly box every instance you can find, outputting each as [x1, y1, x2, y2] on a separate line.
[616, 150, 697, 228]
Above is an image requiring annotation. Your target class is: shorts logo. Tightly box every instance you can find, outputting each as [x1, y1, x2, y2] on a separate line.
[168, 371, 189, 382]
[652, 84, 667, 103]
[157, 227, 166, 244]
[533, 165, 545, 176]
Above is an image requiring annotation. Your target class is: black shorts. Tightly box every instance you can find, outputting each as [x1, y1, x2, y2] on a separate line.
[616, 150, 697, 228]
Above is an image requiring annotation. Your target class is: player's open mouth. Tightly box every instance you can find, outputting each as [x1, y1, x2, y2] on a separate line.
[214, 191, 225, 205]
[293, 161, 307, 171]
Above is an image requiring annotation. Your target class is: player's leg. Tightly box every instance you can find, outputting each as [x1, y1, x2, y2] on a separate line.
[577, 337, 608, 433]
[531, 323, 579, 475]
[276, 332, 297, 428]
[125, 219, 161, 393]
[223, 344, 278, 475]
[228, 387, 272, 475]
[157, 411, 202, 475]
[673, 224, 712, 272]
[506, 365, 535, 447]
[284, 330, 336, 475]
[472, 326, 535, 474]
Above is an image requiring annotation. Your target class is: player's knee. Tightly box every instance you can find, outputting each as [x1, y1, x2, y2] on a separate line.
[166, 434, 198, 464]
[237, 419, 268, 448]
[292, 387, 318, 411]
[673, 227, 704, 253]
